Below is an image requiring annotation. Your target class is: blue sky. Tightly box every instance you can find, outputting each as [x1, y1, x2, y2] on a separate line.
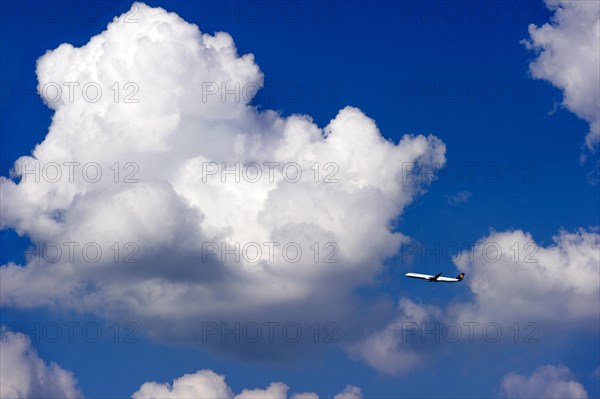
[1, 1, 599, 398]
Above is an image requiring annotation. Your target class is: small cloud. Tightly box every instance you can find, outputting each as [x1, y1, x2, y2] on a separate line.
[334, 385, 363, 399]
[0, 328, 83, 398]
[501, 365, 588, 399]
[447, 190, 472, 205]
[345, 298, 440, 376]
[132, 369, 355, 399]
[583, 158, 599, 184]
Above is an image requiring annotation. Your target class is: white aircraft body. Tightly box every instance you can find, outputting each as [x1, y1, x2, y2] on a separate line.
[405, 272, 465, 283]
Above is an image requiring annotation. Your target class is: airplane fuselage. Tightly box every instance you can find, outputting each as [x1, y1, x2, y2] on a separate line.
[405, 272, 465, 283]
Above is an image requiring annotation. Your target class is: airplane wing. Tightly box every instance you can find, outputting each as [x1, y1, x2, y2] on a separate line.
[405, 272, 435, 280]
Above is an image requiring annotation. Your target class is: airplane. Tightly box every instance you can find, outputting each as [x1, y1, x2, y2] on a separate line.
[405, 272, 465, 283]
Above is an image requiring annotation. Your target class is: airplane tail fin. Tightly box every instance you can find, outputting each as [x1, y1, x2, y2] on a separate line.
[457, 273, 465, 281]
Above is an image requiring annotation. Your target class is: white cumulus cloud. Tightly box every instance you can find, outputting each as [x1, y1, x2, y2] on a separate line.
[0, 328, 83, 399]
[347, 228, 599, 374]
[452, 228, 600, 325]
[501, 365, 588, 399]
[523, 0, 600, 150]
[333, 385, 363, 399]
[132, 369, 348, 399]
[0, 2, 446, 355]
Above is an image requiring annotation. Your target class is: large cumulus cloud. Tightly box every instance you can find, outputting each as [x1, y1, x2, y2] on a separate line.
[0, 2, 446, 355]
